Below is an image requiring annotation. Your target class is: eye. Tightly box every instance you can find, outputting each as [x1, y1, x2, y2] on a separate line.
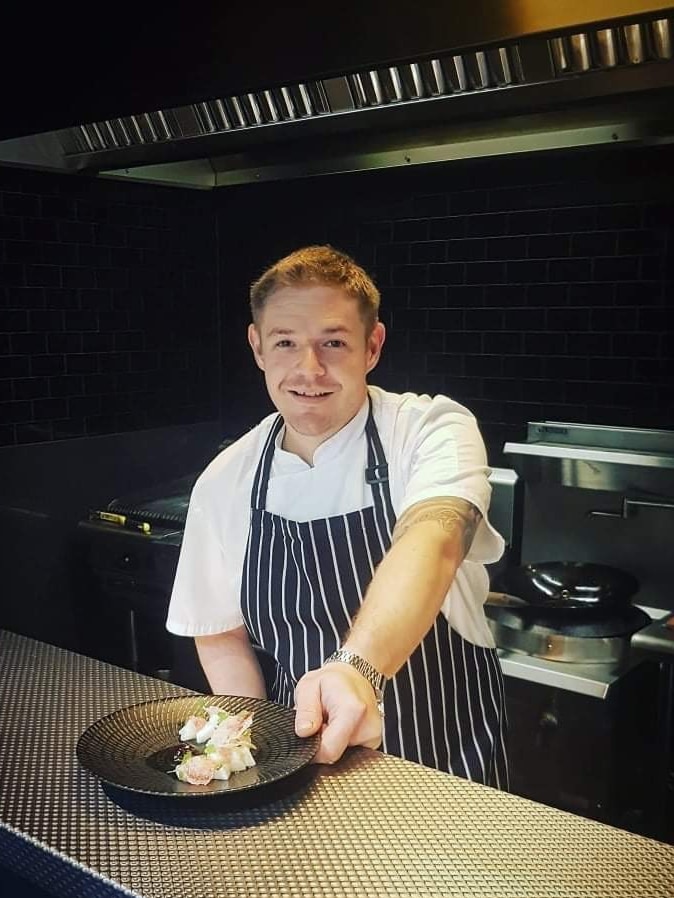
[325, 339, 346, 348]
[274, 339, 293, 348]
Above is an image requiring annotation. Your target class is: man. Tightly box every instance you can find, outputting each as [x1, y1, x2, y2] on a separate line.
[167, 245, 508, 786]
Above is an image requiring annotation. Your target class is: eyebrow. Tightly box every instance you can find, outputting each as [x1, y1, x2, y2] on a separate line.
[266, 326, 352, 337]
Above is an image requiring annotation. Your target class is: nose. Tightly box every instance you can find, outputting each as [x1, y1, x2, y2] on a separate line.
[296, 345, 325, 376]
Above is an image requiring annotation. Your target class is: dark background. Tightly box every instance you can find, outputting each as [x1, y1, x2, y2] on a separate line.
[0, 141, 672, 648]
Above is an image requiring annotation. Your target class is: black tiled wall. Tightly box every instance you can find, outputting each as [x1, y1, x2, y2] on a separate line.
[217, 145, 673, 462]
[0, 169, 219, 446]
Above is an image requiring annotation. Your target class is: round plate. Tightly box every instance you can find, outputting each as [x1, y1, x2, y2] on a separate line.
[77, 695, 320, 797]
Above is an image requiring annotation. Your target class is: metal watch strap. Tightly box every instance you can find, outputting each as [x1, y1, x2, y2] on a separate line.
[323, 649, 386, 697]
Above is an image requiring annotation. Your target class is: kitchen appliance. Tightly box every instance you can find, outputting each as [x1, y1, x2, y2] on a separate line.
[495, 422, 674, 840]
[1, 6, 673, 187]
[486, 561, 651, 664]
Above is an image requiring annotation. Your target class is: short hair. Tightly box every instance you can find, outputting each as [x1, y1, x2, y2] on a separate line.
[250, 245, 380, 335]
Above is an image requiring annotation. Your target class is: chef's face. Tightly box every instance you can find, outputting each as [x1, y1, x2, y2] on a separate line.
[248, 284, 385, 462]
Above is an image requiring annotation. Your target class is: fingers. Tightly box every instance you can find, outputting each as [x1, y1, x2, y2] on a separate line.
[294, 677, 324, 738]
[294, 666, 384, 764]
[314, 698, 366, 764]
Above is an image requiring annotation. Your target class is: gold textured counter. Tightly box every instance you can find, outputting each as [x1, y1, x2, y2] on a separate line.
[1, 629, 672, 898]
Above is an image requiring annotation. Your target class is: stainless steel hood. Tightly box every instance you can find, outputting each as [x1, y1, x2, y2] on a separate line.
[1, 4, 673, 188]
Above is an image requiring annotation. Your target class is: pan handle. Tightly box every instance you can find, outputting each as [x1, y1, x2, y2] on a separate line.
[588, 497, 674, 519]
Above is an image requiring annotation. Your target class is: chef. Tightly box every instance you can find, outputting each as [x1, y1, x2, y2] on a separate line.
[166, 245, 508, 786]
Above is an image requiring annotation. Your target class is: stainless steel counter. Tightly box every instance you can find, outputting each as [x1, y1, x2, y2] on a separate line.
[1, 629, 673, 898]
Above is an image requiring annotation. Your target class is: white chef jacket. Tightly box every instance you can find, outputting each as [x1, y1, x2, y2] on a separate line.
[166, 385, 504, 647]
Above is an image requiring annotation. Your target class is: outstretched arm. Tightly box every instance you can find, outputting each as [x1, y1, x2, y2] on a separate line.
[294, 496, 481, 762]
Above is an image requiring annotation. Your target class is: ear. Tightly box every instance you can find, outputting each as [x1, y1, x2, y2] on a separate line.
[365, 321, 386, 374]
[248, 323, 265, 371]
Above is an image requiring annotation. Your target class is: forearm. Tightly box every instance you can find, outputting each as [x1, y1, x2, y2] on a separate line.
[342, 498, 480, 677]
[195, 627, 267, 698]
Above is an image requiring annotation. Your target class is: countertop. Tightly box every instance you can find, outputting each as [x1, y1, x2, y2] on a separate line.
[1, 629, 673, 898]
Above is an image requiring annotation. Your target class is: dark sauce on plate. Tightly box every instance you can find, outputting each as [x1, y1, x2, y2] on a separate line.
[147, 742, 197, 775]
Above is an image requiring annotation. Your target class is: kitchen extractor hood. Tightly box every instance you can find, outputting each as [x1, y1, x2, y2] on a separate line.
[1, 4, 673, 188]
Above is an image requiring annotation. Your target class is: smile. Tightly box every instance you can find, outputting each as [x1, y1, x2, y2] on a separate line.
[289, 390, 332, 398]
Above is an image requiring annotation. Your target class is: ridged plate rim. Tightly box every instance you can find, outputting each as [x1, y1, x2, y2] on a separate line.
[76, 694, 320, 798]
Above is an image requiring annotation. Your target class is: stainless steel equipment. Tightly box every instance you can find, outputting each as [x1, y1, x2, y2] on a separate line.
[497, 421, 674, 838]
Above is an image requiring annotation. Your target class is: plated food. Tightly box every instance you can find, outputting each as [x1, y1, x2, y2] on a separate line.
[76, 695, 320, 798]
[174, 706, 256, 785]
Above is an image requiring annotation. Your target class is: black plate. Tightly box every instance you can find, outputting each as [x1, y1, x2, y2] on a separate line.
[77, 695, 320, 797]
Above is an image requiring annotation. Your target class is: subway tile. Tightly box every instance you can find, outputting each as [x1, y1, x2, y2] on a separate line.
[42, 243, 79, 266]
[22, 218, 58, 242]
[3, 193, 40, 217]
[27, 265, 61, 288]
[410, 241, 446, 264]
[547, 308, 591, 331]
[44, 289, 80, 310]
[40, 196, 76, 219]
[393, 219, 429, 242]
[566, 333, 614, 356]
[48, 333, 82, 353]
[0, 263, 26, 286]
[527, 234, 570, 259]
[429, 217, 465, 239]
[524, 332, 568, 354]
[449, 191, 488, 214]
[15, 422, 54, 443]
[483, 331, 524, 354]
[28, 310, 64, 331]
[391, 265, 429, 287]
[570, 232, 617, 257]
[0, 217, 23, 239]
[503, 356, 544, 378]
[487, 237, 527, 261]
[61, 266, 95, 288]
[448, 239, 486, 262]
[0, 400, 32, 424]
[411, 285, 448, 308]
[550, 207, 597, 233]
[549, 259, 592, 283]
[65, 310, 98, 331]
[12, 377, 49, 400]
[10, 333, 47, 354]
[377, 243, 409, 266]
[444, 332, 482, 353]
[508, 210, 550, 235]
[465, 213, 508, 238]
[429, 263, 465, 285]
[0, 309, 28, 330]
[567, 283, 615, 306]
[5, 240, 43, 264]
[596, 204, 642, 230]
[427, 309, 464, 331]
[33, 397, 68, 420]
[593, 256, 640, 281]
[465, 262, 506, 285]
[507, 260, 548, 284]
[411, 194, 447, 217]
[465, 308, 504, 331]
[446, 285, 484, 308]
[30, 355, 65, 376]
[66, 354, 99, 375]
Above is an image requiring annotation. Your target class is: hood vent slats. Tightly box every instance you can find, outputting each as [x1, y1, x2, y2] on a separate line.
[60, 14, 673, 160]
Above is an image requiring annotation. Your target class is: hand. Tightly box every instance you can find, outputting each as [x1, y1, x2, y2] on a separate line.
[294, 662, 383, 764]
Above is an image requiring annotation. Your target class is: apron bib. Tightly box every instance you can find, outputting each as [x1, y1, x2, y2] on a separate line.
[240, 401, 508, 787]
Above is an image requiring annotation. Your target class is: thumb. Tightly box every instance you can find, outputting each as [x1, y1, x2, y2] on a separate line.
[294, 678, 323, 737]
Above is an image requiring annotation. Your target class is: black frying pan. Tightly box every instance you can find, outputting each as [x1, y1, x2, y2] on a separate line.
[492, 561, 639, 616]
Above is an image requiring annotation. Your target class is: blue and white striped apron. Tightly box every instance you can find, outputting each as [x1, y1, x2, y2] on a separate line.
[240, 401, 509, 787]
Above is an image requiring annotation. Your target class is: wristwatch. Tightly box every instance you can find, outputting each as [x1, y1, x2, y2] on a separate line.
[324, 649, 386, 717]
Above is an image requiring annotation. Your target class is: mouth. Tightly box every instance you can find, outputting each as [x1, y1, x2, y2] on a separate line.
[288, 389, 333, 401]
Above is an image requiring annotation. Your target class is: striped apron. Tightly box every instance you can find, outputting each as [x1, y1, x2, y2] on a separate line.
[240, 402, 509, 787]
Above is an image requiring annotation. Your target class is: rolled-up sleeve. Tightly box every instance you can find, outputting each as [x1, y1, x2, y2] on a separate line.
[166, 489, 244, 637]
[397, 395, 505, 565]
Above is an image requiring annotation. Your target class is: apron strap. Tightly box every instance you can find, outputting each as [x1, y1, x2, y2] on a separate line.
[365, 396, 397, 533]
[252, 415, 284, 510]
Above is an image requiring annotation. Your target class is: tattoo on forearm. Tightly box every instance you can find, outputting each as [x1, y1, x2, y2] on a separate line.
[392, 498, 482, 558]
